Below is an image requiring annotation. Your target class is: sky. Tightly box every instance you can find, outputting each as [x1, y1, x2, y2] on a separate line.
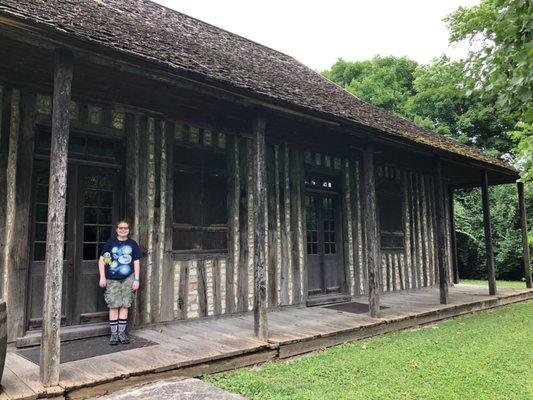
[153, 0, 480, 71]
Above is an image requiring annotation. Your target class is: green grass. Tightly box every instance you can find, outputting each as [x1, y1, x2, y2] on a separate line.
[460, 279, 527, 288]
[206, 300, 533, 400]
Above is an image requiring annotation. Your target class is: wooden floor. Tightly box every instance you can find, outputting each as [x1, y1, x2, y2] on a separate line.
[1, 284, 532, 399]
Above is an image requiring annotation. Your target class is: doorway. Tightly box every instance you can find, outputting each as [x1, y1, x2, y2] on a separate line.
[27, 131, 122, 329]
[305, 173, 345, 298]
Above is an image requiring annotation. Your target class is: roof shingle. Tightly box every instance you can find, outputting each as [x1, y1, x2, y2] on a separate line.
[0, 0, 516, 172]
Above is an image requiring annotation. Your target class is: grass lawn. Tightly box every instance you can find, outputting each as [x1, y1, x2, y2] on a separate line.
[206, 300, 533, 400]
[459, 279, 527, 288]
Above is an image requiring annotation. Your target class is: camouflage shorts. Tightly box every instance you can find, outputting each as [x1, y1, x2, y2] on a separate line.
[104, 274, 135, 308]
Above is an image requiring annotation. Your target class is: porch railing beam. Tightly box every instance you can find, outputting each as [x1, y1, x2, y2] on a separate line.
[39, 49, 73, 386]
[362, 139, 380, 317]
[434, 157, 449, 304]
[481, 169, 497, 295]
[252, 111, 268, 339]
[517, 181, 532, 288]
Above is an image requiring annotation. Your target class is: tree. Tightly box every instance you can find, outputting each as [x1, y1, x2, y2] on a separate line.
[445, 0, 533, 123]
[322, 56, 418, 115]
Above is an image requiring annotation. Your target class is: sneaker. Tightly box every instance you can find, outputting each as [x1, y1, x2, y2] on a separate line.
[109, 333, 119, 345]
[118, 332, 130, 344]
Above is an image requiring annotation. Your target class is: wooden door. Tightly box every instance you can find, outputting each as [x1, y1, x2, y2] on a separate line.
[27, 164, 121, 328]
[305, 192, 343, 297]
[73, 166, 120, 324]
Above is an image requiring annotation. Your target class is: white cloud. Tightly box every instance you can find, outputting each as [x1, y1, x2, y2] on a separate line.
[153, 0, 480, 70]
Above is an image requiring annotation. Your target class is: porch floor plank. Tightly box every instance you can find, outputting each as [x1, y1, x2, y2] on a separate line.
[3, 285, 531, 399]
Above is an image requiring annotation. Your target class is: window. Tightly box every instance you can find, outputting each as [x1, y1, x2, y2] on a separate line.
[173, 144, 227, 252]
[377, 177, 404, 249]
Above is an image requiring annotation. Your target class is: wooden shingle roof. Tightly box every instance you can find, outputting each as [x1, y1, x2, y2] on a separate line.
[0, 0, 516, 172]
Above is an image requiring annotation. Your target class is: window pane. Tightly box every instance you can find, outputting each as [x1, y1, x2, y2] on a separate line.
[84, 207, 98, 224]
[173, 230, 203, 251]
[83, 244, 97, 260]
[84, 226, 97, 242]
[35, 223, 47, 241]
[204, 173, 227, 225]
[34, 243, 46, 261]
[203, 230, 227, 250]
[174, 170, 202, 225]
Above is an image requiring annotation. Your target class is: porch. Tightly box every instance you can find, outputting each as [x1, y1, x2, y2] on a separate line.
[1, 284, 531, 400]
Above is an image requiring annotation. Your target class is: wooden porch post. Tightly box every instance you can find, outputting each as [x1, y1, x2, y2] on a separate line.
[252, 111, 268, 339]
[481, 170, 496, 295]
[449, 187, 459, 284]
[517, 181, 532, 288]
[362, 139, 380, 317]
[434, 158, 448, 304]
[40, 50, 73, 386]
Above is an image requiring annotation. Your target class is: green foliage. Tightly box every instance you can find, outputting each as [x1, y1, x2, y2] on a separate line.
[207, 301, 533, 399]
[322, 55, 418, 115]
[445, 0, 533, 123]
[454, 186, 532, 280]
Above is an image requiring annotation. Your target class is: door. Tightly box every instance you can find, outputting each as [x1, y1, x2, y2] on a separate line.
[27, 163, 121, 328]
[305, 192, 344, 297]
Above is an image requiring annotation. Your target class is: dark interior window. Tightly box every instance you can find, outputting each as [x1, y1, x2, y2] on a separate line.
[173, 144, 227, 252]
[377, 176, 405, 249]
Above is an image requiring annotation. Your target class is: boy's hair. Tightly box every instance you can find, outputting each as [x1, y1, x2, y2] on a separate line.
[114, 219, 131, 236]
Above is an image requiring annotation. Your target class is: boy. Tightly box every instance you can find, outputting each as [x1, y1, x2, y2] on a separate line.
[98, 220, 141, 345]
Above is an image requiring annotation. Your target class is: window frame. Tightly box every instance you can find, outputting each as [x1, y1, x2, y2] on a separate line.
[172, 142, 228, 254]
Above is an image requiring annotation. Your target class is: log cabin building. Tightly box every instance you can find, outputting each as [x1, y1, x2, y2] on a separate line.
[0, 0, 530, 387]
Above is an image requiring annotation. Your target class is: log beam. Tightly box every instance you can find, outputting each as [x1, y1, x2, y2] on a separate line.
[362, 140, 380, 317]
[434, 158, 449, 303]
[517, 181, 532, 288]
[252, 111, 268, 339]
[481, 170, 497, 295]
[40, 50, 73, 386]
[448, 187, 459, 284]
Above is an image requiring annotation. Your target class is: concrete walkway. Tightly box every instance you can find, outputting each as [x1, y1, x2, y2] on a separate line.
[96, 377, 246, 400]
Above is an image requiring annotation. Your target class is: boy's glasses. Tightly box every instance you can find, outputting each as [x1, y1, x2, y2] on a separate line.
[117, 227, 129, 230]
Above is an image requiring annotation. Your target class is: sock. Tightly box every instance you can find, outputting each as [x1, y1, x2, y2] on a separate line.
[118, 319, 127, 334]
[110, 319, 118, 335]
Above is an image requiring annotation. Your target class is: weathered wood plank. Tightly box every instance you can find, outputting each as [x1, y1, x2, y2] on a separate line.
[517, 182, 532, 288]
[419, 175, 429, 287]
[197, 260, 207, 317]
[290, 148, 302, 304]
[342, 159, 354, 296]
[481, 170, 496, 295]
[0, 86, 7, 303]
[146, 118, 157, 323]
[362, 140, 380, 317]
[226, 134, 239, 314]
[252, 112, 268, 339]
[177, 261, 189, 320]
[266, 144, 279, 308]
[237, 137, 249, 312]
[350, 161, 361, 296]
[448, 187, 460, 284]
[402, 171, 411, 290]
[434, 158, 449, 304]
[160, 121, 175, 321]
[40, 50, 73, 387]
[279, 144, 291, 305]
[6, 91, 35, 341]
[213, 259, 222, 315]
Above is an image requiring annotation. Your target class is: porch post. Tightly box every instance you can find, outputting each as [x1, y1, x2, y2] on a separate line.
[448, 187, 459, 284]
[434, 158, 448, 304]
[517, 181, 532, 288]
[362, 139, 380, 317]
[40, 50, 73, 386]
[481, 170, 496, 295]
[252, 111, 268, 339]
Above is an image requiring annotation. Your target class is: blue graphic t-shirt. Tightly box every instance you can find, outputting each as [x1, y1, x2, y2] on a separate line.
[100, 237, 141, 280]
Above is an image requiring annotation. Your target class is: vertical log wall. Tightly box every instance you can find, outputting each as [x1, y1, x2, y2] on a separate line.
[0, 84, 457, 342]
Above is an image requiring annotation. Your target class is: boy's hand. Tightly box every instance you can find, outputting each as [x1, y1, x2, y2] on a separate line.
[132, 280, 140, 291]
[99, 277, 107, 288]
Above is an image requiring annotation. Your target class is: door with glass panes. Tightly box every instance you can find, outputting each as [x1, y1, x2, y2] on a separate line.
[305, 174, 345, 297]
[28, 132, 121, 329]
